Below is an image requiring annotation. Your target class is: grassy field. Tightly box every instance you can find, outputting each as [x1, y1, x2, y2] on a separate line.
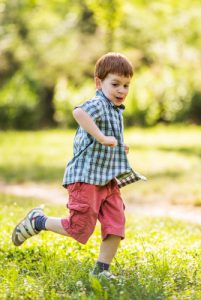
[1, 193, 201, 300]
[0, 125, 201, 205]
[0, 126, 201, 299]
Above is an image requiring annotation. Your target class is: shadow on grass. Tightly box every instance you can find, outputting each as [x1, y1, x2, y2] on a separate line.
[0, 164, 185, 184]
[131, 144, 201, 157]
[0, 165, 64, 183]
[0, 165, 185, 184]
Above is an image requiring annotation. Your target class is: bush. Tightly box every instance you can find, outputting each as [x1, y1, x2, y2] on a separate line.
[0, 104, 39, 130]
[188, 91, 201, 124]
[0, 71, 40, 129]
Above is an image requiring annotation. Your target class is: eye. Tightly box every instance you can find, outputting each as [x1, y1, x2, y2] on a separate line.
[124, 85, 129, 88]
[112, 83, 118, 87]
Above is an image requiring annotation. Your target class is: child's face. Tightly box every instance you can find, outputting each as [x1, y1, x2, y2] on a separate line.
[96, 74, 131, 107]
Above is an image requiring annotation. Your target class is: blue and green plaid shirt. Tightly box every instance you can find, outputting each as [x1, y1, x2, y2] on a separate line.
[63, 90, 146, 188]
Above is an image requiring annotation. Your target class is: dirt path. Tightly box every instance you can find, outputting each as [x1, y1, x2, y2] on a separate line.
[1, 182, 201, 226]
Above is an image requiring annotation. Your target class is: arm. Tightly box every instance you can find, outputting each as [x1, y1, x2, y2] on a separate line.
[73, 108, 117, 147]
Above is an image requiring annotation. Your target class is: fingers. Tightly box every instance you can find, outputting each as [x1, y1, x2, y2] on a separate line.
[102, 136, 117, 147]
[124, 144, 129, 154]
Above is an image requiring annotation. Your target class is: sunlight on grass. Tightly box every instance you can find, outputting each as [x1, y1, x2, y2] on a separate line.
[1, 193, 201, 299]
[0, 125, 201, 206]
[0, 130, 74, 184]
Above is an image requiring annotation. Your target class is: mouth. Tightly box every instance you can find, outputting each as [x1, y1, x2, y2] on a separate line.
[115, 96, 124, 102]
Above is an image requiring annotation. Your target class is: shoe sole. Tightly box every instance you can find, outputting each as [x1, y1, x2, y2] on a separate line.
[12, 207, 42, 246]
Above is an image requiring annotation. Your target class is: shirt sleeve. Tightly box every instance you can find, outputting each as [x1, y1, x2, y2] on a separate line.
[76, 99, 104, 122]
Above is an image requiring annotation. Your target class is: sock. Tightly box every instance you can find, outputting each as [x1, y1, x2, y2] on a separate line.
[34, 215, 47, 231]
[92, 261, 110, 275]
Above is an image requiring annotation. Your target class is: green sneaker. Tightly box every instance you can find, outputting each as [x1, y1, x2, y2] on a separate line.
[12, 207, 45, 246]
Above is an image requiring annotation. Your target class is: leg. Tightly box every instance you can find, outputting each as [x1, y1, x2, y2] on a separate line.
[92, 234, 121, 275]
[98, 234, 121, 264]
[12, 182, 100, 246]
[11, 208, 71, 246]
[45, 217, 70, 236]
[93, 180, 125, 274]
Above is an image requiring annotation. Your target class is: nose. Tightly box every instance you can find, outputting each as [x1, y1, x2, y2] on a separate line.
[118, 86, 127, 95]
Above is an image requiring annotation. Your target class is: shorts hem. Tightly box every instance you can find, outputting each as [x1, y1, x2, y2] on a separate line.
[61, 219, 90, 245]
[102, 228, 125, 241]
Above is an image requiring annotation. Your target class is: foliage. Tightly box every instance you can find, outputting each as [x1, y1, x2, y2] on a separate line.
[0, 0, 201, 128]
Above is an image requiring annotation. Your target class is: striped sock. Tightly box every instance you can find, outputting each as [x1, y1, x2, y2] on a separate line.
[34, 216, 47, 231]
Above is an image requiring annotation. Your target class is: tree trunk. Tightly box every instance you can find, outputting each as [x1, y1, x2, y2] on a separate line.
[39, 85, 56, 127]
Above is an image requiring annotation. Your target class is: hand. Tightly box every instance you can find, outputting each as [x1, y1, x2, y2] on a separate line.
[101, 136, 118, 148]
[124, 144, 129, 154]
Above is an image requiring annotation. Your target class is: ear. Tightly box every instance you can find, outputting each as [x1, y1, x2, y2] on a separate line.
[95, 77, 102, 90]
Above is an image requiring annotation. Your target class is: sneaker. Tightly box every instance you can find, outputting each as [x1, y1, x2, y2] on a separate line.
[12, 207, 45, 246]
[98, 271, 116, 280]
[90, 270, 116, 281]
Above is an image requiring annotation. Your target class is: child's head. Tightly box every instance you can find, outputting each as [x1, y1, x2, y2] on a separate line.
[95, 52, 133, 80]
[95, 52, 133, 107]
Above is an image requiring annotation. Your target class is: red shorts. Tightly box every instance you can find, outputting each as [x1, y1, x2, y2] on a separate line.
[61, 179, 125, 244]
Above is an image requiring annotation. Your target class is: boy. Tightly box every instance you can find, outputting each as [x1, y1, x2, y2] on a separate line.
[12, 52, 145, 278]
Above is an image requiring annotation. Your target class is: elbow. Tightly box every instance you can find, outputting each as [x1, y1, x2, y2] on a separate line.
[73, 108, 81, 118]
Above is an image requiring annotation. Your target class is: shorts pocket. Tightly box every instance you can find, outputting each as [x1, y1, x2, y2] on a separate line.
[68, 202, 89, 213]
[68, 200, 90, 233]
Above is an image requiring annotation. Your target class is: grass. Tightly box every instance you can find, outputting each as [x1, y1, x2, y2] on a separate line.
[1, 193, 201, 299]
[0, 130, 73, 184]
[1, 126, 201, 299]
[0, 125, 200, 205]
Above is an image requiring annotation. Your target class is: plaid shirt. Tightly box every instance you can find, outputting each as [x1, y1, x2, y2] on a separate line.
[63, 90, 146, 188]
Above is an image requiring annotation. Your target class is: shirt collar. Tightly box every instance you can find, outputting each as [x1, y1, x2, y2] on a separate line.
[96, 89, 125, 111]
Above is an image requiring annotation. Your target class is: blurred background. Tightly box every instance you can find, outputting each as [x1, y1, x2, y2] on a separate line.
[0, 0, 201, 129]
[0, 0, 201, 209]
[1, 3, 201, 297]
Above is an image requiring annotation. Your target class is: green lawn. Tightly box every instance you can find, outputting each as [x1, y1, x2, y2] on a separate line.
[1, 126, 201, 299]
[0, 125, 201, 205]
[1, 193, 201, 299]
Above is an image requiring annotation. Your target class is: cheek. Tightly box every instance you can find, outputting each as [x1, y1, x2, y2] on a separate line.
[109, 86, 116, 93]
[105, 87, 113, 95]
